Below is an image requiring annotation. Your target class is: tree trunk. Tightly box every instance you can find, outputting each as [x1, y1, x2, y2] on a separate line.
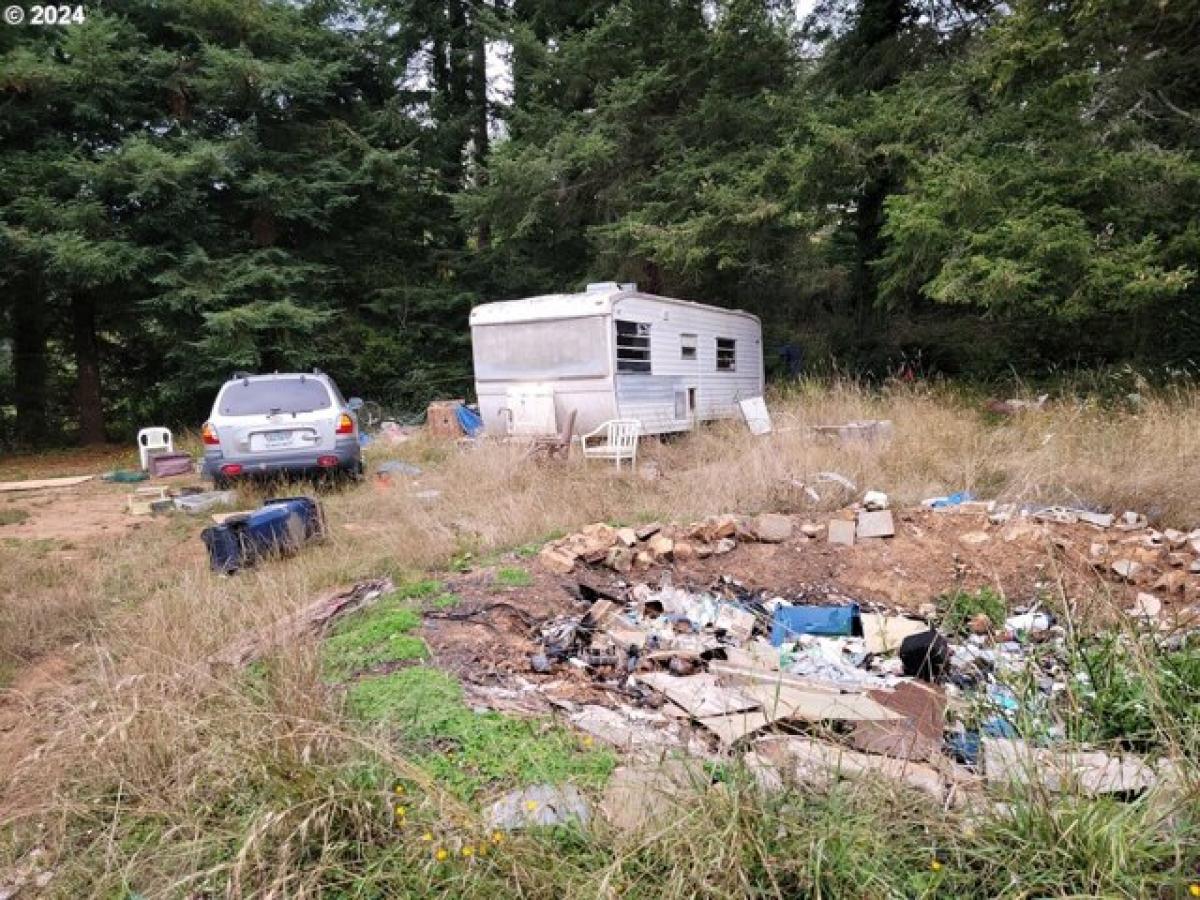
[470, 1, 491, 246]
[72, 293, 105, 445]
[12, 275, 49, 448]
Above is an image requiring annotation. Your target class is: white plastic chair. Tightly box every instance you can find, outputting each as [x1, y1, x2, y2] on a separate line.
[137, 427, 174, 471]
[578, 419, 640, 469]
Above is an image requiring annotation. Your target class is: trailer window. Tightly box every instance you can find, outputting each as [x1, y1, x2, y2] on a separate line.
[472, 316, 608, 380]
[680, 334, 697, 360]
[616, 320, 651, 374]
[716, 338, 736, 371]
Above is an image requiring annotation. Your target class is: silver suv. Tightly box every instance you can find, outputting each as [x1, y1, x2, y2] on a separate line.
[201, 371, 363, 485]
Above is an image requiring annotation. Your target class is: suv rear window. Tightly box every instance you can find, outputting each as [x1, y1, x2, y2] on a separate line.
[218, 378, 332, 416]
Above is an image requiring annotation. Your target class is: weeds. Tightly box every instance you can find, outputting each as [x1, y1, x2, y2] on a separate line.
[938, 585, 1009, 634]
[493, 567, 533, 588]
[347, 667, 615, 800]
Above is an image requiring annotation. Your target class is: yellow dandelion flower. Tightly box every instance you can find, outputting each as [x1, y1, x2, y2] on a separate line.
[462, 847, 474, 858]
[393, 784, 405, 795]
[394, 805, 406, 817]
[525, 800, 538, 812]
[421, 832, 433, 842]
[1189, 885, 1200, 898]
[435, 848, 449, 862]
[491, 830, 504, 844]
[930, 859, 943, 872]
[582, 736, 594, 747]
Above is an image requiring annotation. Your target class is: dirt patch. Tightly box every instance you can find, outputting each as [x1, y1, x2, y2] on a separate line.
[421, 567, 619, 708]
[0, 478, 214, 546]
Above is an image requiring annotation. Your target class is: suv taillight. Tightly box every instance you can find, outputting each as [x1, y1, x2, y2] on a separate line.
[336, 413, 354, 435]
[202, 422, 220, 445]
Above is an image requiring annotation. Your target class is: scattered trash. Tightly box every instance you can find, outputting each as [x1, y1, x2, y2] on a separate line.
[516, 499, 1191, 803]
[899, 630, 950, 682]
[147, 452, 194, 478]
[101, 470, 148, 484]
[201, 496, 326, 574]
[173, 490, 237, 514]
[862, 490, 889, 511]
[770, 604, 860, 646]
[922, 491, 975, 509]
[1004, 611, 1052, 635]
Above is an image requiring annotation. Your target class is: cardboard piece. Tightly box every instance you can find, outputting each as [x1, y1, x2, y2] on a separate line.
[755, 735, 944, 798]
[859, 613, 929, 654]
[637, 671, 760, 718]
[849, 681, 946, 761]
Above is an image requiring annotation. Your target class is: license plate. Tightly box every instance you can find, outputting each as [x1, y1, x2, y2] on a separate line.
[264, 431, 293, 448]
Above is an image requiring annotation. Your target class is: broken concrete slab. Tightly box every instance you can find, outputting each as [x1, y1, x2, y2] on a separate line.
[647, 534, 675, 559]
[605, 546, 634, 574]
[749, 513, 793, 543]
[1126, 592, 1162, 620]
[856, 509, 895, 539]
[489, 783, 591, 831]
[1079, 511, 1116, 529]
[539, 545, 576, 575]
[1110, 559, 1143, 581]
[828, 519, 856, 546]
[615, 527, 638, 547]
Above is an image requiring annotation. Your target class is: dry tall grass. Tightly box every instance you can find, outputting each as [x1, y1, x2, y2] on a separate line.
[1, 380, 1198, 895]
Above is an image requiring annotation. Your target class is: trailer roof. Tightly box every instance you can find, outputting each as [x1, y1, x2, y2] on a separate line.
[469, 286, 760, 326]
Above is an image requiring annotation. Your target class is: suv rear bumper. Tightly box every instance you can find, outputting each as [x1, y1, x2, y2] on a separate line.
[202, 439, 361, 480]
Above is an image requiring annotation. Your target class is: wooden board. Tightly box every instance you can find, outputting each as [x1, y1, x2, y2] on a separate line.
[637, 671, 761, 718]
[0, 474, 93, 493]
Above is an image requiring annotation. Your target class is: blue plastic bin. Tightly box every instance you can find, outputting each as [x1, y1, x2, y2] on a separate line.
[770, 604, 861, 646]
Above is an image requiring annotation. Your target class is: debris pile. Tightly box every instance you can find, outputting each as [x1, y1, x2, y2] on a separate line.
[518, 497, 1197, 808]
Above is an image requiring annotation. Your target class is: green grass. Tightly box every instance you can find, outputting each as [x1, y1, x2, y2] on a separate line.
[347, 667, 615, 800]
[937, 585, 1008, 635]
[322, 593, 428, 678]
[429, 592, 460, 609]
[493, 567, 533, 588]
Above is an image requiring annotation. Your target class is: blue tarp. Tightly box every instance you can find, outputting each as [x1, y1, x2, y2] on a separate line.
[770, 603, 861, 646]
[456, 404, 484, 436]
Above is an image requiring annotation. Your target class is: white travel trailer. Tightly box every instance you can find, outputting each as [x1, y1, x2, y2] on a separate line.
[469, 283, 763, 437]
